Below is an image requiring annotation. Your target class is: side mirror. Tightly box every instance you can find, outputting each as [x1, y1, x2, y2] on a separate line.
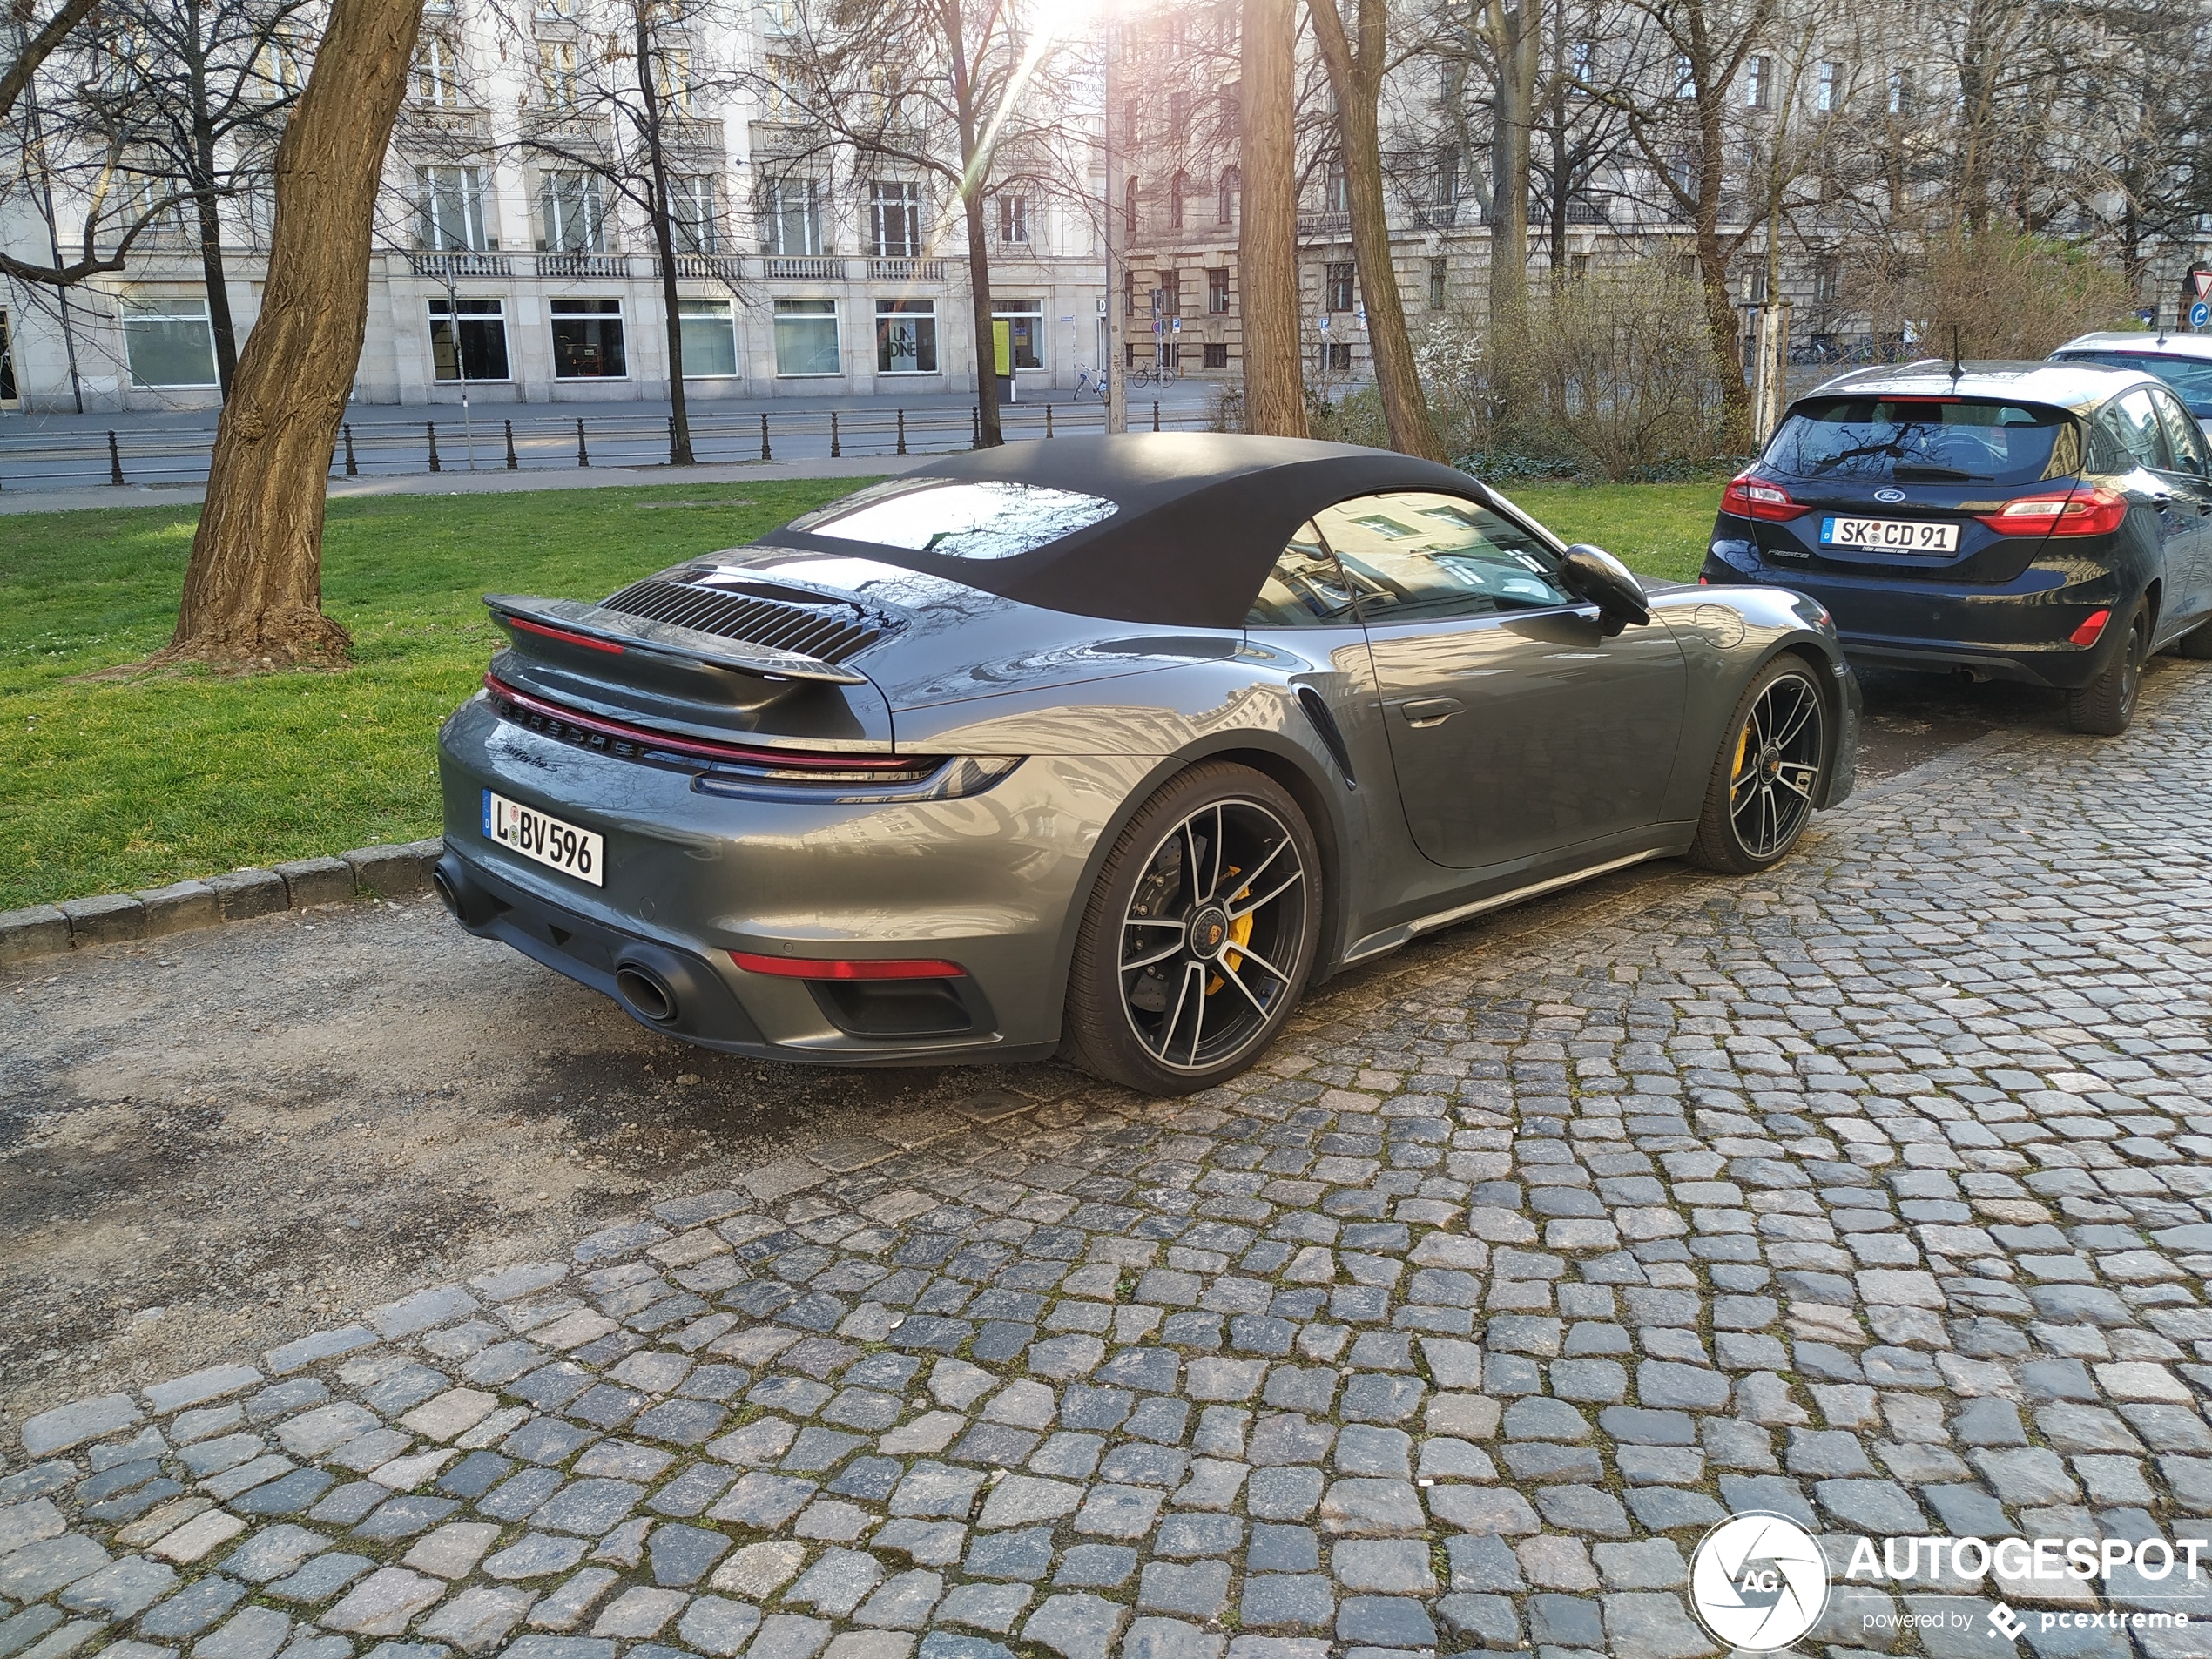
[1558, 544, 1652, 636]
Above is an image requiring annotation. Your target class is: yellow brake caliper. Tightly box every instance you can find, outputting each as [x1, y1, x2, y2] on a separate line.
[1730, 720, 1753, 804]
[1209, 868, 1253, 994]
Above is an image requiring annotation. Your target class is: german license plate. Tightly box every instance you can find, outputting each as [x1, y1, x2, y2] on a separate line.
[1821, 516, 1959, 553]
[482, 790, 603, 887]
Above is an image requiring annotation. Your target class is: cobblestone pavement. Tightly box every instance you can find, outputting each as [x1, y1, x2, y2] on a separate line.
[3, 657, 2209, 1659]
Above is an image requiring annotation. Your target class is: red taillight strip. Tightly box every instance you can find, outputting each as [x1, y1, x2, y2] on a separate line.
[506, 616, 626, 654]
[732, 951, 966, 980]
[482, 673, 925, 772]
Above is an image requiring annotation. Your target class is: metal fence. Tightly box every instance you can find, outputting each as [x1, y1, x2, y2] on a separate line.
[0, 398, 1213, 493]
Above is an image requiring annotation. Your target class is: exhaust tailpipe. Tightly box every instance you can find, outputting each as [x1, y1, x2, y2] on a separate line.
[614, 963, 679, 1025]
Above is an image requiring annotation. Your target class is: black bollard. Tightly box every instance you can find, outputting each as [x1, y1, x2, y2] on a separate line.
[759, 412, 771, 461]
[108, 430, 124, 486]
[830, 409, 841, 458]
[1046, 402, 1054, 438]
[1152, 399, 1160, 432]
[427, 421, 441, 473]
[343, 423, 359, 476]
[576, 418, 590, 468]
[503, 420, 518, 470]
[896, 408, 907, 455]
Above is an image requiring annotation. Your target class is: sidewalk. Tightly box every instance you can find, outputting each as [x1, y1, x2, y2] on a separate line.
[0, 454, 925, 516]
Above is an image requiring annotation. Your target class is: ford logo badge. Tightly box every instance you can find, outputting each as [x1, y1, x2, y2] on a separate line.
[1873, 489, 1906, 502]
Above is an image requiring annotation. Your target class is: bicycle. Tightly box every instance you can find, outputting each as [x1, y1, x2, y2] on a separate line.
[1071, 365, 1109, 403]
[1128, 359, 1182, 388]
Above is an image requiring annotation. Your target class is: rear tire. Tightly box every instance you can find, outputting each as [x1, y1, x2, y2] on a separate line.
[1687, 656, 1831, 875]
[1062, 764, 1320, 1096]
[2175, 616, 2212, 661]
[2067, 600, 2149, 735]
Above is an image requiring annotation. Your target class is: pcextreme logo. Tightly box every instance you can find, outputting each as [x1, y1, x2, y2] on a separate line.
[1687, 1512, 1831, 1652]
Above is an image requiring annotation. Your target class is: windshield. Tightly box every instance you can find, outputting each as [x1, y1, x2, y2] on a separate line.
[2054, 351, 2212, 417]
[796, 480, 1118, 560]
[1764, 397, 2076, 485]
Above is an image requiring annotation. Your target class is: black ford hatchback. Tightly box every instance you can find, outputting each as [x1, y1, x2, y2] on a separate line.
[1701, 361, 2212, 733]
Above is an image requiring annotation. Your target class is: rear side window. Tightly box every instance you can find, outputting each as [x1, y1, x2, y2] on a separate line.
[1247, 523, 1360, 626]
[1764, 397, 2074, 485]
[2101, 388, 2172, 472]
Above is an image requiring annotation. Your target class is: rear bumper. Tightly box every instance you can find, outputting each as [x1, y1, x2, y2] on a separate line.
[434, 692, 1117, 1065]
[1702, 537, 2132, 691]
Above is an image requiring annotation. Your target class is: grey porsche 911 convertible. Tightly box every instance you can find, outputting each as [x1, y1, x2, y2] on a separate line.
[435, 435, 1859, 1096]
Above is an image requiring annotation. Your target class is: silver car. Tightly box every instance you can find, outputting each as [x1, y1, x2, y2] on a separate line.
[435, 435, 1859, 1096]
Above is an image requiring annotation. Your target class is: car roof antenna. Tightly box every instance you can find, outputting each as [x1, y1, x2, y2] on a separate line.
[1949, 326, 1964, 383]
[2157, 309, 2170, 347]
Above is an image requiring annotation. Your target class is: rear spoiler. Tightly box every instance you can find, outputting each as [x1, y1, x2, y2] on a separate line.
[483, 595, 870, 686]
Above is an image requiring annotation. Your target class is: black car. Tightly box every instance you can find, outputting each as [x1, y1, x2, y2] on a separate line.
[1701, 361, 2212, 733]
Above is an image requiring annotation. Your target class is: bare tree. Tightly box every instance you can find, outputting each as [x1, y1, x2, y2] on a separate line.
[1, 0, 101, 125]
[1238, 0, 1305, 435]
[1306, 0, 1441, 456]
[163, 0, 423, 667]
[54, 0, 314, 395]
[748, 0, 1085, 447]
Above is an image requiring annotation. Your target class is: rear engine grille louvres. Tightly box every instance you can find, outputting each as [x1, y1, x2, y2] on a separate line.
[599, 577, 885, 665]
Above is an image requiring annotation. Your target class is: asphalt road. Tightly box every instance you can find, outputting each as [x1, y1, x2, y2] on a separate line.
[0, 659, 2140, 1439]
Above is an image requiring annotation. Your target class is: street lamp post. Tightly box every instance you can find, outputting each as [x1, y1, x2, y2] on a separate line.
[1103, 1, 1126, 435]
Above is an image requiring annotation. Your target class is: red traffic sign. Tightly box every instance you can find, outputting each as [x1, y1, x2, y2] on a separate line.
[2195, 270, 2212, 300]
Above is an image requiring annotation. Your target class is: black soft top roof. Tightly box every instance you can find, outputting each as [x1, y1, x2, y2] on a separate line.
[755, 433, 1492, 629]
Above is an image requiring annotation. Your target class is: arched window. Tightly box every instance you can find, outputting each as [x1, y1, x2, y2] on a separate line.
[1217, 165, 1239, 226]
[1169, 171, 1187, 229]
[1124, 177, 1138, 236]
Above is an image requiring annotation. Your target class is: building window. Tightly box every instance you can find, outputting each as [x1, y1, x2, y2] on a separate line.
[678, 297, 738, 377]
[417, 165, 489, 250]
[1124, 177, 1138, 236]
[1571, 38, 1594, 84]
[1745, 55, 1768, 108]
[765, 177, 821, 256]
[1428, 257, 1447, 307]
[1123, 269, 1135, 318]
[1433, 148, 1460, 204]
[875, 300, 937, 373]
[995, 299, 1043, 368]
[539, 39, 580, 107]
[123, 295, 218, 387]
[1888, 67, 1912, 113]
[550, 298, 625, 377]
[540, 172, 605, 251]
[1206, 266, 1229, 314]
[1673, 53, 1694, 97]
[1325, 262, 1354, 313]
[1154, 272, 1180, 315]
[1324, 159, 1349, 213]
[1169, 171, 1186, 230]
[1203, 342, 1227, 368]
[998, 192, 1028, 245]
[1123, 98, 1139, 146]
[1816, 61, 1837, 111]
[429, 297, 509, 381]
[1812, 259, 1839, 305]
[1217, 165, 1238, 226]
[416, 34, 461, 105]
[671, 175, 717, 253]
[773, 298, 839, 375]
[870, 179, 921, 257]
[663, 46, 694, 113]
[1326, 341, 1351, 371]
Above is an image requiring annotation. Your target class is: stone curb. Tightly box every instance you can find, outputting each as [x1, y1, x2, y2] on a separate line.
[0, 838, 446, 966]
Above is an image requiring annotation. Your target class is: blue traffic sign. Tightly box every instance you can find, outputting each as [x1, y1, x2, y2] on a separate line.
[2193, 301, 2209, 329]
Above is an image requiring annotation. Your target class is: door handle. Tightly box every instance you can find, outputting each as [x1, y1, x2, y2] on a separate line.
[1399, 697, 1466, 728]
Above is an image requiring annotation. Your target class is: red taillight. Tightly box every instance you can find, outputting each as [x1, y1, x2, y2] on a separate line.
[507, 616, 624, 654]
[482, 674, 926, 772]
[1719, 474, 1810, 522]
[1977, 487, 2128, 538]
[2069, 609, 2111, 646]
[732, 951, 965, 981]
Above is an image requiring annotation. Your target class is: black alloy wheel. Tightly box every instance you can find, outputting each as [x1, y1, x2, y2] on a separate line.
[1062, 764, 1320, 1096]
[1689, 658, 1829, 874]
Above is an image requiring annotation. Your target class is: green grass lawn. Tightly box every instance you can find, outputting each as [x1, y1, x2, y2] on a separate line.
[0, 477, 1718, 909]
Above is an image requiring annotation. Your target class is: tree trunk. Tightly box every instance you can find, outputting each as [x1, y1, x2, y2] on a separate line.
[1693, 68, 1750, 442]
[165, 0, 422, 667]
[1483, 0, 1538, 338]
[944, 0, 1001, 447]
[1238, 0, 1305, 436]
[1308, 0, 1442, 460]
[636, 3, 693, 464]
[186, 1, 238, 399]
